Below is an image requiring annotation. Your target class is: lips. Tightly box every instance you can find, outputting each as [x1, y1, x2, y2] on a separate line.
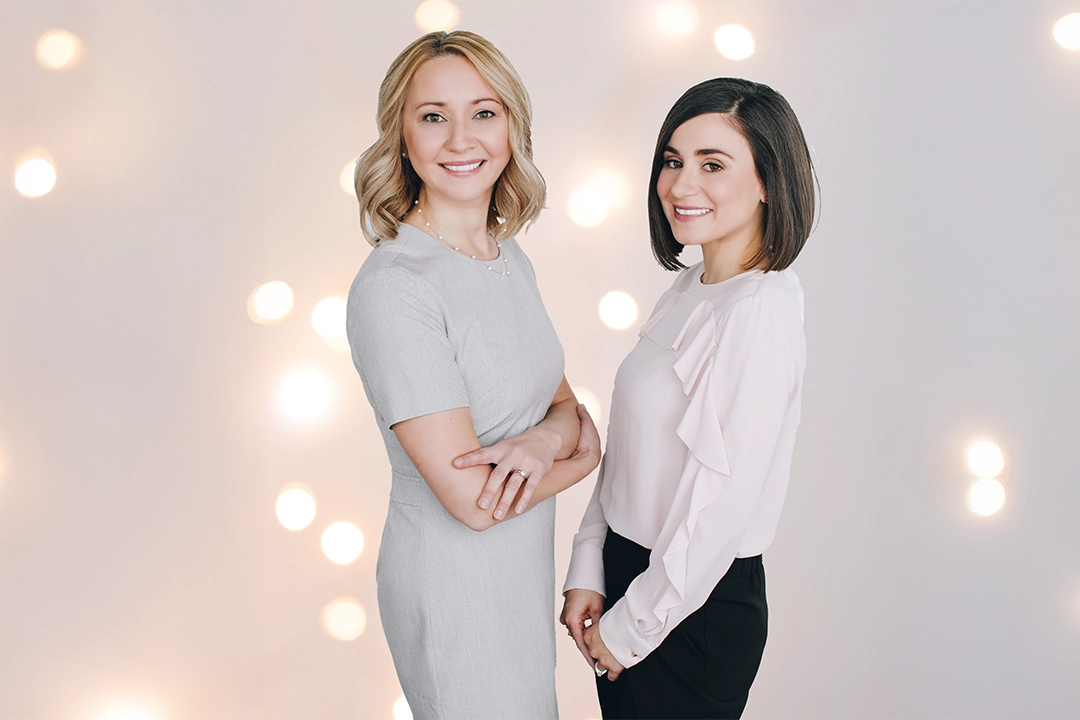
[439, 160, 485, 174]
[673, 206, 712, 219]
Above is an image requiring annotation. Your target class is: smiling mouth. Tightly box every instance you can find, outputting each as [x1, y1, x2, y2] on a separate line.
[674, 207, 712, 217]
[440, 160, 485, 173]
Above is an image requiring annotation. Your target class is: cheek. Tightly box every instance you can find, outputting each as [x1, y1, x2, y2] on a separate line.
[655, 172, 674, 201]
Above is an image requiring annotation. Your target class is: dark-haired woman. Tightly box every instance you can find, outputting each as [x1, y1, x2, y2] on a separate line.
[560, 77, 816, 719]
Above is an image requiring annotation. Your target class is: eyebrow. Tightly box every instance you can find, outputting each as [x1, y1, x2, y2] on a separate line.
[664, 145, 735, 160]
[416, 97, 502, 109]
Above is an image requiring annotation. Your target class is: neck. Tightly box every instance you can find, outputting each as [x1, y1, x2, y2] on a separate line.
[700, 228, 764, 284]
[407, 188, 494, 256]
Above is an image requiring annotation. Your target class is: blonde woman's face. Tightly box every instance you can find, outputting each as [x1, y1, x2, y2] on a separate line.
[401, 55, 511, 207]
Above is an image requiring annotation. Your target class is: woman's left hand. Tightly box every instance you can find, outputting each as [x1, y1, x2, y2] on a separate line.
[584, 622, 625, 681]
[452, 425, 561, 519]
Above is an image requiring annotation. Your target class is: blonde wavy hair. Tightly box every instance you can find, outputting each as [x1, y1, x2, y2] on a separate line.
[355, 31, 546, 247]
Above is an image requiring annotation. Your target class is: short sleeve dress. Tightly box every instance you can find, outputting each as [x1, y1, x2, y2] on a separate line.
[346, 222, 565, 719]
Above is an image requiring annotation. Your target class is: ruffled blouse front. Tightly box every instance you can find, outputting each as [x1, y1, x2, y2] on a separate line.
[563, 265, 806, 669]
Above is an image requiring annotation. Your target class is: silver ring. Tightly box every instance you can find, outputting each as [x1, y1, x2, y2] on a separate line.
[514, 469, 528, 479]
[593, 660, 607, 677]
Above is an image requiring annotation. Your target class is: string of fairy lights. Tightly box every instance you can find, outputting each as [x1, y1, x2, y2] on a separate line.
[6, 3, 1080, 719]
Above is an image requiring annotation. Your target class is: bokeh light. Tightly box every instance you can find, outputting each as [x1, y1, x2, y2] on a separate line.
[312, 296, 349, 350]
[35, 29, 82, 70]
[415, 0, 460, 32]
[714, 24, 755, 60]
[968, 477, 1006, 517]
[1053, 13, 1080, 50]
[322, 521, 364, 565]
[247, 281, 294, 324]
[393, 695, 413, 720]
[278, 368, 333, 424]
[567, 171, 629, 228]
[967, 440, 1004, 479]
[598, 291, 639, 330]
[340, 158, 358, 196]
[572, 386, 603, 428]
[89, 696, 166, 720]
[14, 156, 57, 198]
[321, 597, 367, 641]
[275, 484, 317, 531]
[656, 1, 699, 39]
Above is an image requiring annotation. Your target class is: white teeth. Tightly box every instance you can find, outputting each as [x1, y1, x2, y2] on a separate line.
[443, 161, 483, 172]
[675, 207, 711, 216]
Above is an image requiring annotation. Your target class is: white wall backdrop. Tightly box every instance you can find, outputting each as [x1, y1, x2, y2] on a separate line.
[1, 1, 1078, 718]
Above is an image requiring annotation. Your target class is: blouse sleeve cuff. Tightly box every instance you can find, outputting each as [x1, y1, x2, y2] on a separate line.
[563, 541, 606, 596]
[598, 599, 656, 669]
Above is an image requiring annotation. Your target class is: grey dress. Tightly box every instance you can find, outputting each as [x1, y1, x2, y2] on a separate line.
[346, 223, 564, 719]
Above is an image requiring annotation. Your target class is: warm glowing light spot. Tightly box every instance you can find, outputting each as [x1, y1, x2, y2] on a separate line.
[568, 172, 629, 228]
[340, 158, 358, 196]
[968, 477, 1006, 517]
[36, 29, 82, 70]
[275, 484, 317, 531]
[599, 291, 639, 330]
[415, 0, 461, 32]
[14, 157, 57, 198]
[714, 24, 755, 60]
[967, 440, 1004, 479]
[321, 597, 367, 641]
[89, 697, 166, 720]
[312, 296, 348, 350]
[322, 521, 364, 565]
[656, 1, 699, 39]
[247, 281, 294, 324]
[278, 368, 333, 424]
[572, 386, 603, 428]
[393, 694, 413, 720]
[1054, 13, 1080, 50]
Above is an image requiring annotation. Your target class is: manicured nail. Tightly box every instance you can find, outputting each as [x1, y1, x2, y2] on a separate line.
[494, 509, 504, 519]
[479, 498, 489, 509]
[516, 503, 525, 513]
[453, 458, 463, 467]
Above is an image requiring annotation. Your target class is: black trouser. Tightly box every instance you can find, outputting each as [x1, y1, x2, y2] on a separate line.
[596, 529, 768, 720]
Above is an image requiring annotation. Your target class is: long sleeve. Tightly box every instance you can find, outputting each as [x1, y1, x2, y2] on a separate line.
[563, 456, 610, 596]
[598, 295, 797, 668]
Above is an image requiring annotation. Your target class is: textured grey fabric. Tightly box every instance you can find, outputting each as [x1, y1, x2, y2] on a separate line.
[346, 222, 565, 719]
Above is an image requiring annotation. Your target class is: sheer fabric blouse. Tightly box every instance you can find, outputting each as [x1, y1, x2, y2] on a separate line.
[563, 264, 806, 669]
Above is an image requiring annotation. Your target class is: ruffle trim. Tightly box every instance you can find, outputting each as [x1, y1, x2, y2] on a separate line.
[638, 290, 733, 629]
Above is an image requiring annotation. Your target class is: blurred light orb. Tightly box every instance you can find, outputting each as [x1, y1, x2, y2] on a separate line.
[415, 0, 460, 32]
[393, 695, 413, 720]
[572, 386, 603, 428]
[312, 296, 347, 337]
[1053, 13, 1080, 50]
[967, 440, 1004, 478]
[278, 368, 333, 424]
[248, 281, 294, 324]
[322, 521, 364, 565]
[36, 29, 82, 70]
[599, 291, 639, 330]
[14, 157, 57, 198]
[275, 484, 316, 531]
[90, 698, 165, 720]
[656, 1, 699, 39]
[321, 597, 367, 641]
[568, 172, 629, 228]
[340, 158, 358, 196]
[714, 24, 755, 60]
[968, 477, 1006, 517]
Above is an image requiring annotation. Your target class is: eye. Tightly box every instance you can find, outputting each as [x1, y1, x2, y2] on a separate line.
[421, 112, 445, 123]
[475, 109, 496, 119]
[663, 157, 682, 169]
[703, 161, 724, 172]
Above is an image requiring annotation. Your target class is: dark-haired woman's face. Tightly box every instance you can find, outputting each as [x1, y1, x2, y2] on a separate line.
[656, 113, 765, 258]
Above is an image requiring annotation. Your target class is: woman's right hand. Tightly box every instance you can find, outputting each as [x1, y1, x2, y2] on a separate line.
[560, 588, 605, 666]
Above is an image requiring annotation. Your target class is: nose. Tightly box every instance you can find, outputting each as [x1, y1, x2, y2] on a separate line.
[668, 166, 698, 200]
[446, 117, 476, 153]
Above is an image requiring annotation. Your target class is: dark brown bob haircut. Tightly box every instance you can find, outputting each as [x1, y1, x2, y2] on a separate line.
[648, 77, 817, 272]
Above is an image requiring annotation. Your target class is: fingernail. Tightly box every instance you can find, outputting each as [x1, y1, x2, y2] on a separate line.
[453, 458, 463, 467]
[516, 503, 525, 513]
[494, 509, 504, 519]
[479, 498, 489, 509]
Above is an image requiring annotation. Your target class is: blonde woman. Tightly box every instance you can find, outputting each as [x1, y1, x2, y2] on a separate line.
[346, 32, 600, 719]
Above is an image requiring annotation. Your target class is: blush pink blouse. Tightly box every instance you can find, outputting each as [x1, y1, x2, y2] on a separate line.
[564, 265, 806, 669]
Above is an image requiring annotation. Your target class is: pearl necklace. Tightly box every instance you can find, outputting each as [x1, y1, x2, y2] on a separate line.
[414, 202, 511, 276]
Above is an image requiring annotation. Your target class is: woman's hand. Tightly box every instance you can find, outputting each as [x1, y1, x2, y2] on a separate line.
[584, 622, 626, 681]
[455, 404, 600, 520]
[560, 588, 605, 666]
